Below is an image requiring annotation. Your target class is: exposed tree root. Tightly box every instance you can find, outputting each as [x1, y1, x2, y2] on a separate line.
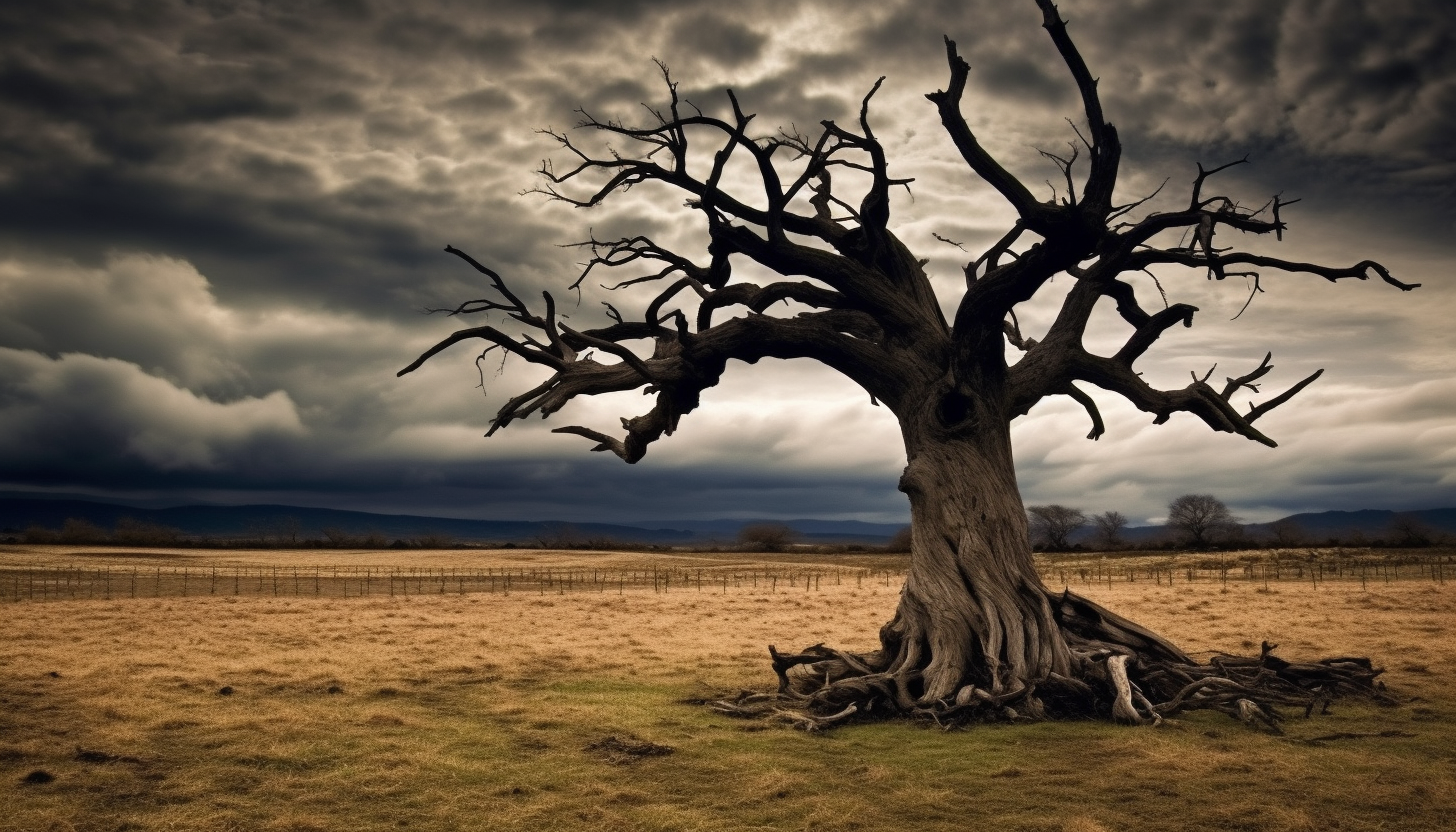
[711, 589, 1394, 733]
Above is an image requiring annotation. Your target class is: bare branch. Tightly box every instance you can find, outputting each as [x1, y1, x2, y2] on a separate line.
[1247, 369, 1323, 423]
[1037, 143, 1079, 206]
[558, 322, 657, 382]
[1061, 383, 1105, 440]
[444, 245, 535, 322]
[1003, 311, 1037, 351]
[1107, 177, 1168, 223]
[964, 222, 1026, 287]
[1034, 0, 1120, 210]
[398, 325, 566, 378]
[1112, 302, 1198, 366]
[1220, 352, 1273, 400]
[1230, 273, 1263, 320]
[932, 232, 968, 251]
[926, 37, 1041, 217]
[1190, 157, 1249, 209]
[1073, 353, 1279, 447]
[1134, 250, 1419, 291]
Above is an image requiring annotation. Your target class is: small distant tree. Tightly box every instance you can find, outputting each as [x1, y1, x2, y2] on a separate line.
[1091, 510, 1128, 550]
[1266, 518, 1305, 548]
[321, 527, 356, 548]
[1220, 522, 1250, 549]
[277, 516, 302, 546]
[1388, 513, 1436, 548]
[738, 523, 800, 552]
[414, 532, 456, 549]
[1027, 505, 1086, 550]
[537, 523, 584, 549]
[58, 517, 109, 544]
[22, 525, 57, 544]
[113, 517, 182, 546]
[1167, 495, 1235, 547]
[884, 526, 913, 553]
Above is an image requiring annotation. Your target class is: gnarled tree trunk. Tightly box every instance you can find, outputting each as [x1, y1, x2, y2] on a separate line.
[890, 425, 1070, 704]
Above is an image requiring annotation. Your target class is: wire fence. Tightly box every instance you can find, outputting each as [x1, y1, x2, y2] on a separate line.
[1043, 551, 1451, 591]
[0, 563, 905, 603]
[0, 551, 1449, 603]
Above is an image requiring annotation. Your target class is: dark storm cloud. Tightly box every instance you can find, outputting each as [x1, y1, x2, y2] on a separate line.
[441, 87, 518, 116]
[0, 348, 305, 480]
[668, 14, 765, 67]
[0, 0, 1451, 521]
[0, 166, 487, 319]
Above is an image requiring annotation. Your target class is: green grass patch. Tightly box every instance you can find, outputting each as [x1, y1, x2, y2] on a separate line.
[12, 675, 1449, 832]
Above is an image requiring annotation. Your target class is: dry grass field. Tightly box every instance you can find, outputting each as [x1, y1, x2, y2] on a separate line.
[2, 545, 1454, 832]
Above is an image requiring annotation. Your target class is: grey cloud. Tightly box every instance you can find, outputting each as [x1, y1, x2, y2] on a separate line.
[316, 90, 367, 114]
[0, 253, 251, 396]
[373, 12, 526, 67]
[669, 14, 765, 67]
[973, 55, 1073, 107]
[1278, 1, 1456, 160]
[441, 87, 518, 115]
[1062, 0, 1456, 176]
[0, 248, 471, 432]
[0, 348, 305, 480]
[235, 153, 323, 193]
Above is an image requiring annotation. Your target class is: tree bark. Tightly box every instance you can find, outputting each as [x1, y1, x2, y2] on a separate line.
[888, 426, 1071, 704]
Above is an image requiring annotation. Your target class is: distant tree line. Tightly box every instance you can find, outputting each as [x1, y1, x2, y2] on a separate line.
[1027, 495, 1448, 551]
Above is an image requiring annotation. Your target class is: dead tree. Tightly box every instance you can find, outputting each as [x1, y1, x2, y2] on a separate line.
[738, 523, 800, 552]
[400, 0, 1412, 729]
[1092, 510, 1128, 549]
[1028, 505, 1086, 550]
[1167, 494, 1236, 547]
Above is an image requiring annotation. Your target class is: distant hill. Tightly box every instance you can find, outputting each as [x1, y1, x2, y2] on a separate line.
[0, 498, 693, 545]
[1246, 508, 1456, 538]
[0, 496, 905, 545]
[3, 492, 1449, 547]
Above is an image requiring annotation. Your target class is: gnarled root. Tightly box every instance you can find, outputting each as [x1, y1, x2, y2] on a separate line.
[713, 590, 1394, 732]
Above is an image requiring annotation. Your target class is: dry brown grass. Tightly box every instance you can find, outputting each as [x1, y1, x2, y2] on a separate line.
[2, 546, 1454, 831]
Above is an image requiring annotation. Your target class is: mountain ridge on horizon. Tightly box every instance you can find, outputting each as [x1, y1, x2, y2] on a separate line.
[2, 492, 1454, 546]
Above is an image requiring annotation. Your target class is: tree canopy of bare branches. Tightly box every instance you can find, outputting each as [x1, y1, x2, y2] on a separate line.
[738, 523, 800, 552]
[1167, 494, 1237, 547]
[1028, 505, 1086, 550]
[1092, 510, 1128, 549]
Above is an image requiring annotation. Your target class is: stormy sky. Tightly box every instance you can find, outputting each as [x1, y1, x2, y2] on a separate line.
[1, 0, 1453, 525]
